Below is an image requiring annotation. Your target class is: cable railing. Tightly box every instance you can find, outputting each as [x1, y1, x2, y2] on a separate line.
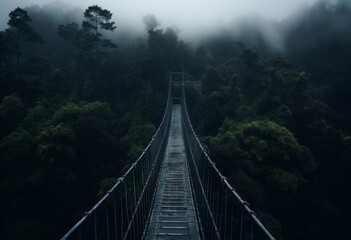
[60, 81, 173, 240]
[181, 79, 276, 240]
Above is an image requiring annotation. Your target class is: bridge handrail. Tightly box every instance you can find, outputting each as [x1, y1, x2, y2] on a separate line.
[61, 80, 173, 240]
[181, 81, 276, 240]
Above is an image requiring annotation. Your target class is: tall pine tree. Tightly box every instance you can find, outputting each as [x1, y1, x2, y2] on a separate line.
[6, 7, 43, 65]
[82, 5, 117, 56]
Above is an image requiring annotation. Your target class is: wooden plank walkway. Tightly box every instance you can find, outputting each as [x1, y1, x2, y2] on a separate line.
[146, 104, 200, 240]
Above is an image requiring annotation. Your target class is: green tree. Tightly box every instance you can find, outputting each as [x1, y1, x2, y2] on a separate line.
[57, 22, 96, 58]
[0, 94, 26, 137]
[0, 128, 34, 163]
[0, 31, 15, 66]
[57, 5, 117, 88]
[121, 122, 156, 160]
[58, 5, 117, 58]
[83, 5, 116, 35]
[82, 5, 117, 55]
[37, 123, 77, 164]
[205, 119, 316, 202]
[201, 66, 224, 95]
[204, 119, 317, 238]
[51, 102, 119, 173]
[6, 7, 43, 65]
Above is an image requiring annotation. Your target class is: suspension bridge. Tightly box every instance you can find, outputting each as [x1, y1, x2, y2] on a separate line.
[61, 72, 276, 240]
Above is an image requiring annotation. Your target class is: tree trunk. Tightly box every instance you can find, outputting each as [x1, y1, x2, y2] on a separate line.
[16, 33, 20, 65]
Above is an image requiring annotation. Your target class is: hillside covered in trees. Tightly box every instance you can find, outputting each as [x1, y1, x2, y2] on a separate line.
[1, 1, 350, 239]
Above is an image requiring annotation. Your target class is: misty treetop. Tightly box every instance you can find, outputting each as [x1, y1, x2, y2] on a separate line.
[143, 14, 161, 32]
[59, 5, 117, 59]
[83, 5, 116, 34]
[5, 7, 43, 65]
[7, 7, 43, 43]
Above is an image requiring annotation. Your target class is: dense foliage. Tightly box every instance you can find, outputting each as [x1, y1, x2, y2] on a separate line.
[186, 45, 351, 238]
[0, 1, 350, 239]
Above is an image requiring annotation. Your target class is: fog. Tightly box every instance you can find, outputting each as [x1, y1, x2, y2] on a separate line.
[2, 0, 350, 53]
[1, 0, 319, 38]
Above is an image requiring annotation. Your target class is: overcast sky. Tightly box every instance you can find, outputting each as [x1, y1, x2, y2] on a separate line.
[1, 0, 319, 37]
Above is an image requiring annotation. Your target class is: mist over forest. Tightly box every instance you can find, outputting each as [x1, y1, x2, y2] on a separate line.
[1, 0, 351, 239]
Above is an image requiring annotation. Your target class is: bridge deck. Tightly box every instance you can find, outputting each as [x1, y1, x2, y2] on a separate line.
[146, 104, 200, 240]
